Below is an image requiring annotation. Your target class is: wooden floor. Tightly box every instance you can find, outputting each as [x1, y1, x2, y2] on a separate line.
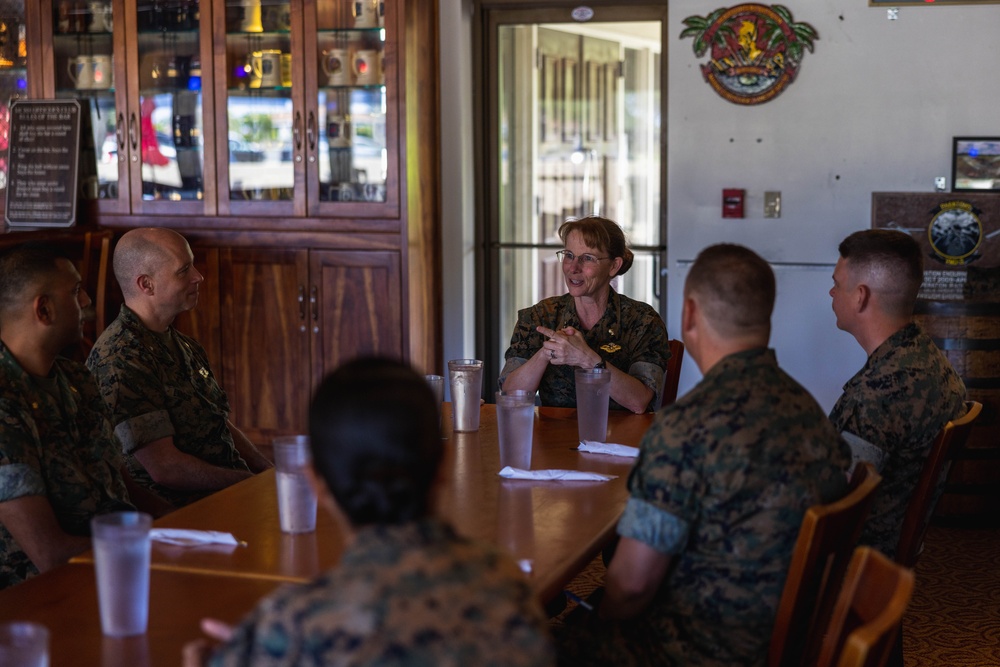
[555, 524, 1000, 665]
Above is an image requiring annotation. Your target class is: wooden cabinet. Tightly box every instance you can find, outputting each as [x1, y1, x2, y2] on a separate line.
[5, 0, 440, 441]
[33, 0, 399, 220]
[171, 238, 403, 442]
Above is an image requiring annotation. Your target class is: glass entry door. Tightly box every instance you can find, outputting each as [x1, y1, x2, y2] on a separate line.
[482, 6, 666, 392]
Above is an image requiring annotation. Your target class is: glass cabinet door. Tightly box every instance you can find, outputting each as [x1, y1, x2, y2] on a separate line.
[0, 0, 29, 203]
[130, 0, 212, 214]
[50, 0, 122, 210]
[219, 0, 302, 216]
[305, 0, 398, 217]
[49, 0, 212, 215]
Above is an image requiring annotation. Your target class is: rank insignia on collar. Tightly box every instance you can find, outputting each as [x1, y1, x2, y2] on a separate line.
[600, 343, 622, 354]
[198, 367, 209, 379]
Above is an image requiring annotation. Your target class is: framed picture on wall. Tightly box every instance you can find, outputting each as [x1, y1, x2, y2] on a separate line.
[952, 137, 1000, 192]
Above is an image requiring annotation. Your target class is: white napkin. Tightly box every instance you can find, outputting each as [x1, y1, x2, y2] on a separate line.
[150, 528, 243, 547]
[578, 441, 639, 458]
[498, 466, 617, 481]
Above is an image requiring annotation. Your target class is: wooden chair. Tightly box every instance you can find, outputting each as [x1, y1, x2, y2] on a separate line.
[895, 400, 982, 569]
[768, 462, 883, 667]
[814, 547, 915, 667]
[660, 338, 685, 407]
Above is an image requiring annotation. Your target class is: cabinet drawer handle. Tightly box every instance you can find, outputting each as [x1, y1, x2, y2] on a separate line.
[307, 111, 316, 152]
[116, 113, 125, 162]
[298, 285, 306, 320]
[128, 113, 138, 154]
[310, 285, 318, 322]
[294, 111, 302, 151]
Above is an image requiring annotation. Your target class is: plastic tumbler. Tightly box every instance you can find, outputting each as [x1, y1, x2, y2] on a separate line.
[0, 622, 49, 667]
[425, 374, 445, 428]
[448, 359, 483, 432]
[91, 512, 152, 637]
[496, 390, 535, 470]
[575, 367, 611, 442]
[272, 435, 318, 534]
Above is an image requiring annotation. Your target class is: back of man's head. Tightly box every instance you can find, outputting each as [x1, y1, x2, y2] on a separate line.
[686, 244, 775, 340]
[309, 357, 443, 527]
[0, 243, 67, 324]
[112, 228, 173, 300]
[838, 230, 923, 319]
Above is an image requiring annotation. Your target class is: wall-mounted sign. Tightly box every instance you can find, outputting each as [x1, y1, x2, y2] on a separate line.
[928, 201, 983, 266]
[680, 4, 818, 105]
[4, 99, 81, 228]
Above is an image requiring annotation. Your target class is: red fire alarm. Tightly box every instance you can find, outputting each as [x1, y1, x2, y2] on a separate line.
[722, 189, 745, 218]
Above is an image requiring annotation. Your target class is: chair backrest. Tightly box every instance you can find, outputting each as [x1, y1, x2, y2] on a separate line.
[815, 547, 915, 667]
[768, 462, 883, 667]
[894, 400, 982, 568]
[660, 339, 685, 407]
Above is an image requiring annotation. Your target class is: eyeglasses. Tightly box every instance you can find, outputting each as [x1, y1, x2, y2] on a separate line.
[556, 250, 609, 266]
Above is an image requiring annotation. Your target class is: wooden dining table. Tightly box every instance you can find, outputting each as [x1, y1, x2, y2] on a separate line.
[3, 403, 654, 665]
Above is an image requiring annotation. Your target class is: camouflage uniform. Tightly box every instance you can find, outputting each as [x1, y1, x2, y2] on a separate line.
[560, 348, 850, 667]
[0, 342, 134, 589]
[499, 290, 669, 412]
[87, 305, 249, 507]
[829, 322, 966, 558]
[209, 518, 556, 667]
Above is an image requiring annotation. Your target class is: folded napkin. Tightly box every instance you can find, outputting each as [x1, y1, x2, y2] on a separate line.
[578, 441, 639, 458]
[498, 466, 617, 482]
[150, 528, 244, 547]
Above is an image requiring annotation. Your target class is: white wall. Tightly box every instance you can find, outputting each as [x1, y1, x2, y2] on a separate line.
[440, 0, 1000, 406]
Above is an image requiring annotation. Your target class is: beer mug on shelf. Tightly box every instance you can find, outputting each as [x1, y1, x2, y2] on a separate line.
[91, 54, 113, 89]
[239, 0, 263, 32]
[327, 114, 350, 148]
[280, 53, 292, 88]
[68, 55, 94, 90]
[88, 1, 112, 32]
[322, 48, 349, 86]
[353, 0, 378, 28]
[353, 49, 381, 86]
[249, 50, 282, 88]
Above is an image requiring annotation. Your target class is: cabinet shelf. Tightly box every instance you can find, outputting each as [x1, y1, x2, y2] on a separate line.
[318, 28, 385, 37]
[226, 30, 291, 39]
[56, 87, 116, 95]
[227, 87, 293, 96]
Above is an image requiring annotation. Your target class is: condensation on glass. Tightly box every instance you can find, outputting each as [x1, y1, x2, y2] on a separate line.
[0, 0, 28, 194]
[495, 22, 662, 367]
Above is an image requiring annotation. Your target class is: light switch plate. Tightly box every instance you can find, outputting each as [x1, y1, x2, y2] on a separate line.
[764, 191, 781, 218]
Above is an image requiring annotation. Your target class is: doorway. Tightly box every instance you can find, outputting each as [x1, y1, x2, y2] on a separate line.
[477, 5, 667, 394]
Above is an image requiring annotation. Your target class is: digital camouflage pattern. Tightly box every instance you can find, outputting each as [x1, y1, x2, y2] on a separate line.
[210, 518, 555, 667]
[0, 343, 134, 589]
[500, 290, 669, 412]
[829, 322, 966, 558]
[87, 305, 249, 507]
[560, 348, 850, 666]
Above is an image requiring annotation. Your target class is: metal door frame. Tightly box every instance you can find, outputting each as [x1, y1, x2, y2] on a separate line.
[473, 2, 669, 396]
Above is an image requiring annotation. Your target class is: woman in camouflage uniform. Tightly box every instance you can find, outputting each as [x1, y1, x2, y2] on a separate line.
[500, 216, 670, 413]
[185, 358, 555, 667]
